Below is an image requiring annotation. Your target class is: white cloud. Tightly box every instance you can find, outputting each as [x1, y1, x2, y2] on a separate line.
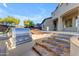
[0, 8, 28, 25]
[13, 15, 28, 19]
[0, 8, 10, 17]
[29, 8, 50, 24]
[0, 7, 48, 25]
[29, 15, 45, 24]
[3, 3, 8, 8]
[12, 15, 28, 25]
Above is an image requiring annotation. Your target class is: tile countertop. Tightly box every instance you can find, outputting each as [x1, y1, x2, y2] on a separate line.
[70, 36, 79, 47]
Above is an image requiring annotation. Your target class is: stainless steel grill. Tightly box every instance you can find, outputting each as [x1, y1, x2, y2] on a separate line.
[12, 28, 32, 45]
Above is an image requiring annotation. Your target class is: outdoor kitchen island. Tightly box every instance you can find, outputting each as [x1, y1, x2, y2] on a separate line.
[70, 36, 79, 56]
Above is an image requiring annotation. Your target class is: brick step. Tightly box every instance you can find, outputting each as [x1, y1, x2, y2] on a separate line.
[55, 37, 70, 44]
[51, 34, 73, 39]
[43, 36, 70, 44]
[42, 38, 70, 46]
[43, 40, 70, 48]
[35, 34, 70, 44]
[42, 39, 58, 46]
[33, 44, 56, 56]
[35, 42, 70, 56]
[57, 34, 73, 37]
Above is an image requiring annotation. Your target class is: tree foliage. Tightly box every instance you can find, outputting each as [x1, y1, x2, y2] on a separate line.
[0, 18, 4, 23]
[24, 20, 35, 27]
[0, 16, 20, 26]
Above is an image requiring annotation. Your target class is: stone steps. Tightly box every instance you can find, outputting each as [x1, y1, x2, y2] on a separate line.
[51, 34, 73, 40]
[42, 37, 70, 45]
[35, 41, 70, 56]
[55, 38, 70, 44]
[43, 39, 70, 49]
[33, 44, 56, 56]
[33, 33, 71, 56]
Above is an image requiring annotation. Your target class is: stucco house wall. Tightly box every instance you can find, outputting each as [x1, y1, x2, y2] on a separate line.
[42, 3, 79, 32]
[42, 18, 54, 31]
[52, 3, 79, 19]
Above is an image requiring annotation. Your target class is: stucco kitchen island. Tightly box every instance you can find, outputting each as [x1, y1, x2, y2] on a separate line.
[70, 36, 79, 56]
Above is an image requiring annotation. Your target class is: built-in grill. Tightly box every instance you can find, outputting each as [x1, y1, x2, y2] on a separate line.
[12, 28, 32, 45]
[0, 27, 33, 56]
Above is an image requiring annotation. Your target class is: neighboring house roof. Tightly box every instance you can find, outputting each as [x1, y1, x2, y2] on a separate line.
[41, 17, 52, 25]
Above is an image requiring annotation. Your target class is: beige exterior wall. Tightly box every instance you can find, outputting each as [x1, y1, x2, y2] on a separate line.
[42, 19, 54, 31]
[42, 3, 79, 32]
[70, 36, 79, 56]
[57, 17, 64, 31]
[51, 3, 79, 32]
[52, 3, 79, 19]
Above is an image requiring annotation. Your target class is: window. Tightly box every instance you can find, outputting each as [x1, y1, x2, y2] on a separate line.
[64, 18, 72, 28]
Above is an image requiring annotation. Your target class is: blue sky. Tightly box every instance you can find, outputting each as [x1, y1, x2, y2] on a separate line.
[0, 3, 58, 26]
